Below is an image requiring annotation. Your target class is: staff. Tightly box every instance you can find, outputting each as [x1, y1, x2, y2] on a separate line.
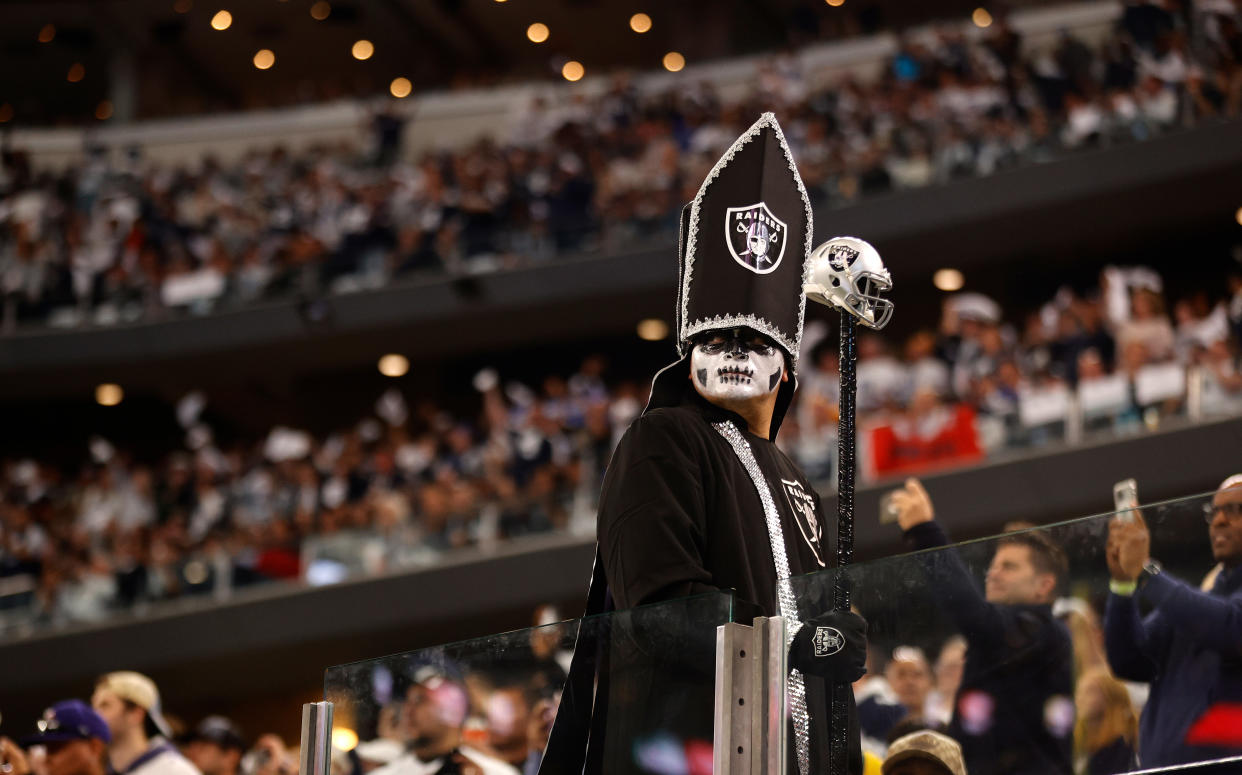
[805, 236, 895, 775]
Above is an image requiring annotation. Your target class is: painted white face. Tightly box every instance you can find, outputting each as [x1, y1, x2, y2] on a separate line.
[690, 329, 786, 403]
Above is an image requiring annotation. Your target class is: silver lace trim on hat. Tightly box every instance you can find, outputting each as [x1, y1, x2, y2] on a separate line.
[679, 112, 815, 372]
[712, 420, 811, 775]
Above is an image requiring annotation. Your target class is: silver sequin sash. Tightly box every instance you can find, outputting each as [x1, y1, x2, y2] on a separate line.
[713, 421, 810, 775]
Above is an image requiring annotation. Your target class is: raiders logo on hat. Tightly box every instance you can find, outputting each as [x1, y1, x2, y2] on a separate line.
[725, 202, 787, 274]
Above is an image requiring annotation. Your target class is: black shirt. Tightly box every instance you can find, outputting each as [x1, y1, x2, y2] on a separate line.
[905, 521, 1074, 775]
[598, 390, 861, 774]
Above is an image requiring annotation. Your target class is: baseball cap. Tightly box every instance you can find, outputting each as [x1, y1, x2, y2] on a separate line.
[95, 671, 172, 740]
[182, 716, 245, 752]
[882, 730, 966, 775]
[21, 700, 112, 746]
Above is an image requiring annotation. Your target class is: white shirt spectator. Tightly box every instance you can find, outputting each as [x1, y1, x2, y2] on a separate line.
[371, 747, 517, 775]
[122, 741, 202, 775]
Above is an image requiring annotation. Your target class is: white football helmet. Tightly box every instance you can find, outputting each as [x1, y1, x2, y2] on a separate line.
[804, 236, 893, 330]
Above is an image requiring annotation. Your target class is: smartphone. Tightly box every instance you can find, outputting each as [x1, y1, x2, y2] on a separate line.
[1113, 478, 1139, 522]
[879, 491, 901, 525]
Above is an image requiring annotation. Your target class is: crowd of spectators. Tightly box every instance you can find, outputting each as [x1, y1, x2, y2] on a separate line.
[3, 1, 1242, 332]
[786, 263, 1242, 479]
[2, 261, 1240, 631]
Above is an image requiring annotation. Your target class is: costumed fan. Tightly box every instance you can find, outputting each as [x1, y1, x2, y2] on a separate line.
[539, 113, 869, 775]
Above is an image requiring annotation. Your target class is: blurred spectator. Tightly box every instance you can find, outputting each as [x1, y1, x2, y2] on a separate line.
[888, 478, 1074, 775]
[372, 665, 517, 775]
[858, 646, 936, 744]
[925, 636, 966, 728]
[91, 672, 200, 775]
[1104, 474, 1242, 767]
[0, 699, 111, 775]
[1, 8, 1239, 334]
[180, 717, 245, 775]
[1072, 668, 1138, 775]
[881, 730, 967, 775]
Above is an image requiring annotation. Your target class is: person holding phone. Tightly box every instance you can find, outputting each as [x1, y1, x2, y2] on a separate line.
[1103, 474, 1242, 767]
[886, 478, 1074, 775]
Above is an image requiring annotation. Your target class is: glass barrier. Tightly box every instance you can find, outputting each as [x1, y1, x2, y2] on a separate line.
[779, 489, 1242, 775]
[323, 591, 733, 775]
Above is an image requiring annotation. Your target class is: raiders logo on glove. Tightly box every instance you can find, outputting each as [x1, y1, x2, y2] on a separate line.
[788, 609, 868, 683]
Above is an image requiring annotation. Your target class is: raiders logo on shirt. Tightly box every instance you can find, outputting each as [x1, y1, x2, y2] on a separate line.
[781, 478, 825, 567]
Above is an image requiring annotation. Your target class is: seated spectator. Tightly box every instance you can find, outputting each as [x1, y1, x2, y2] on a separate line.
[926, 637, 966, 729]
[91, 671, 200, 775]
[859, 647, 936, 744]
[1196, 338, 1242, 416]
[0, 699, 111, 775]
[1073, 668, 1137, 775]
[1114, 287, 1175, 363]
[371, 664, 517, 775]
[180, 717, 245, 775]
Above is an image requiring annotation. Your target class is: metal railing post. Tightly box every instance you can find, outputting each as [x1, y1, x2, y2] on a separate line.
[299, 701, 334, 775]
[715, 622, 754, 775]
[715, 616, 789, 775]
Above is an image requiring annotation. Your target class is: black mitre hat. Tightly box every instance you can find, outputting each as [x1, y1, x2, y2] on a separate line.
[645, 112, 814, 439]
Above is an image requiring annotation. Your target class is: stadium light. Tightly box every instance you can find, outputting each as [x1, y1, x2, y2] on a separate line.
[637, 319, 670, 341]
[630, 13, 652, 33]
[933, 268, 965, 292]
[38, 24, 55, 43]
[210, 10, 232, 30]
[972, 8, 993, 28]
[352, 39, 374, 60]
[1235, 206, 1242, 226]
[562, 60, 584, 81]
[825, 0, 845, 7]
[527, 23, 549, 43]
[0, 104, 13, 123]
[67, 63, 85, 83]
[96, 384, 124, 407]
[253, 49, 275, 69]
[378, 354, 409, 378]
[331, 728, 359, 752]
[662, 52, 685, 72]
[310, 1, 331, 21]
[95, 101, 113, 120]
[389, 77, 412, 98]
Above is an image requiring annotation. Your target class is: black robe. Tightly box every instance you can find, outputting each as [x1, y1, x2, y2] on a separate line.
[545, 388, 861, 774]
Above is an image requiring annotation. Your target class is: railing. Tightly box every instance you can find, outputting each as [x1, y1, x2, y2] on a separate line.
[322, 591, 734, 775]
[302, 490, 1242, 774]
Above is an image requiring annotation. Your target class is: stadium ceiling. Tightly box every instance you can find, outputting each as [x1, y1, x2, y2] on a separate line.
[0, 0, 1015, 125]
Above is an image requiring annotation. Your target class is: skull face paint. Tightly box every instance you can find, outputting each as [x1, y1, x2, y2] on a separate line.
[691, 328, 786, 403]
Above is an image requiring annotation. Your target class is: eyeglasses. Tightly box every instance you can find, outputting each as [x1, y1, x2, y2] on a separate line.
[1203, 502, 1242, 524]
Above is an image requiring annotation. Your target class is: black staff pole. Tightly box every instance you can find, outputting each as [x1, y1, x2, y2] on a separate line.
[830, 310, 858, 775]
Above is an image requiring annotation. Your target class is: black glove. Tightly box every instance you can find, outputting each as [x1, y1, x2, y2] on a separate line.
[788, 609, 867, 683]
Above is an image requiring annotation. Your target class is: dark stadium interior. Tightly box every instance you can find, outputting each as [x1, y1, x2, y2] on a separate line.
[2, 0, 1048, 122]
